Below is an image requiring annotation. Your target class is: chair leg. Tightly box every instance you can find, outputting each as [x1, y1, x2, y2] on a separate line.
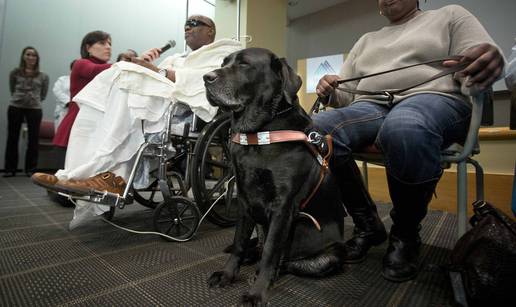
[457, 161, 468, 237]
[468, 158, 484, 201]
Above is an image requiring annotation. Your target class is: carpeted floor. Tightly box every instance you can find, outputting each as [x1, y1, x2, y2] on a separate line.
[0, 175, 458, 306]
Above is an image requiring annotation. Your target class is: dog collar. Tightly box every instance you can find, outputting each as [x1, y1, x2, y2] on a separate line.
[231, 130, 308, 146]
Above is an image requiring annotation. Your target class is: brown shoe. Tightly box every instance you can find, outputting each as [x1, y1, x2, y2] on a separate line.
[54, 172, 126, 196]
[31, 172, 59, 189]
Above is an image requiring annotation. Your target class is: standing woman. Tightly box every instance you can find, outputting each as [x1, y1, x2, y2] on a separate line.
[53, 31, 111, 152]
[4, 46, 49, 177]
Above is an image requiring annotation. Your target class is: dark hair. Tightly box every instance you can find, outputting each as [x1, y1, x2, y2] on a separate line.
[80, 30, 111, 59]
[70, 59, 77, 70]
[18, 46, 40, 74]
[116, 49, 138, 62]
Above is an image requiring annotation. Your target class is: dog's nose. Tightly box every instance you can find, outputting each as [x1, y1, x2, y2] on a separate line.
[203, 71, 218, 84]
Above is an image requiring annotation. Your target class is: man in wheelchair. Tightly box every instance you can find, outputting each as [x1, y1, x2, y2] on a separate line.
[32, 16, 241, 200]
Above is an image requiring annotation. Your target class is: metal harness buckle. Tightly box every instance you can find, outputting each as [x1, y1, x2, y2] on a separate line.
[383, 91, 395, 107]
[307, 131, 323, 145]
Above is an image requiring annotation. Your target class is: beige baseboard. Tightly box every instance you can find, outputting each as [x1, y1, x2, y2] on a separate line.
[362, 165, 514, 217]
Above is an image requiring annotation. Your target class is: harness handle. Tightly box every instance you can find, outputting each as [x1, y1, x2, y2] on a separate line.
[311, 56, 470, 107]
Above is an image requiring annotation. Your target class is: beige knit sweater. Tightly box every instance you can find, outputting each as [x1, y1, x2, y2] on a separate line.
[329, 5, 497, 108]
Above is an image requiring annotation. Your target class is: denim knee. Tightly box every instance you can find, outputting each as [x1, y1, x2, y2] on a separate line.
[377, 118, 442, 183]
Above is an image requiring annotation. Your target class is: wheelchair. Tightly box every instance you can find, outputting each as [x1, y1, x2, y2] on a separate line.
[60, 102, 238, 242]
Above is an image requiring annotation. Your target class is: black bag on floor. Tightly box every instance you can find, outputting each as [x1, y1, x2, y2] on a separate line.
[449, 200, 516, 306]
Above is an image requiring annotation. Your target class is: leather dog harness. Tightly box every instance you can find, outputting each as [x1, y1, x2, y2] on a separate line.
[231, 130, 333, 231]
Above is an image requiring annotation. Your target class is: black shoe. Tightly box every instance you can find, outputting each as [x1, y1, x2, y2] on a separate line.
[344, 225, 387, 263]
[2, 172, 16, 178]
[381, 234, 421, 282]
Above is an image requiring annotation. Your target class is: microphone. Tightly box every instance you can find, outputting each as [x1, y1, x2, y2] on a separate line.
[158, 40, 176, 54]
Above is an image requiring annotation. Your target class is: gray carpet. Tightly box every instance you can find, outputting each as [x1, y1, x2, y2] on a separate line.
[0, 176, 458, 306]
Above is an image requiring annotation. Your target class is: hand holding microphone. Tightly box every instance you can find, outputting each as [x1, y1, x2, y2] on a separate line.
[140, 39, 176, 62]
[158, 40, 176, 54]
[131, 39, 178, 81]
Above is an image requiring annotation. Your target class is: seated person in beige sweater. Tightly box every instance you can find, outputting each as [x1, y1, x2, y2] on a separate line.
[313, 0, 504, 283]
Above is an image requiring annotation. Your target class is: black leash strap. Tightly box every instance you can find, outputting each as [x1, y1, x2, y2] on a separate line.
[334, 56, 471, 104]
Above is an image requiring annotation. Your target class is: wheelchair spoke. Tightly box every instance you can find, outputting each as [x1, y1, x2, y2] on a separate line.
[178, 223, 192, 234]
[166, 223, 175, 235]
[179, 215, 197, 221]
[167, 205, 180, 219]
[204, 159, 229, 169]
[205, 173, 232, 200]
[178, 204, 188, 217]
[157, 217, 173, 224]
[219, 136, 231, 159]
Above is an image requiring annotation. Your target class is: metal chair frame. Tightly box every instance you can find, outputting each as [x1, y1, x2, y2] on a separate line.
[353, 92, 488, 237]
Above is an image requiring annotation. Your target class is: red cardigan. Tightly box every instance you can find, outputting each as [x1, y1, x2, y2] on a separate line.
[53, 57, 111, 147]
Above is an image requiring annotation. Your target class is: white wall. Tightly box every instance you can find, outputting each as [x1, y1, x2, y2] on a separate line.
[0, 0, 225, 171]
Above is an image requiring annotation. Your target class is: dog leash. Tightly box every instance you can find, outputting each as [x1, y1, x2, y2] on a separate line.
[314, 56, 471, 109]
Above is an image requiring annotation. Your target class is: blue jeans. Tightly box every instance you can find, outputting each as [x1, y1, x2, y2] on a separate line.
[312, 94, 472, 184]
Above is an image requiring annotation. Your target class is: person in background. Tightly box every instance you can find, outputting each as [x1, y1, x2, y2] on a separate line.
[3, 46, 49, 177]
[116, 49, 138, 62]
[52, 31, 111, 151]
[52, 60, 75, 132]
[314, 0, 504, 282]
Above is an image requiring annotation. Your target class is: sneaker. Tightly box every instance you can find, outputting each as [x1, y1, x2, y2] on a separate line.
[31, 172, 59, 189]
[54, 172, 126, 196]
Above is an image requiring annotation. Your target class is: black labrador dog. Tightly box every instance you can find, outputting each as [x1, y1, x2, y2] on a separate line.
[204, 48, 346, 305]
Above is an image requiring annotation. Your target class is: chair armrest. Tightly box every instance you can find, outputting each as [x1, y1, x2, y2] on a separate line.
[442, 91, 486, 163]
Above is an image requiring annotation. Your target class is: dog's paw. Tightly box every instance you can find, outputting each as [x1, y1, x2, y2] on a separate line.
[207, 271, 234, 288]
[241, 290, 268, 307]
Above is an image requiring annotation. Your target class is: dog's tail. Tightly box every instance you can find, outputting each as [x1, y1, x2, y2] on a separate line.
[282, 242, 346, 277]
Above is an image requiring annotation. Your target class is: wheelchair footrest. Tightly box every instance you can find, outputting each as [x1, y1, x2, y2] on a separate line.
[57, 190, 129, 208]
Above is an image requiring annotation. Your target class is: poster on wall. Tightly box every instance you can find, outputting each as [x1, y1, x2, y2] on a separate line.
[306, 54, 345, 93]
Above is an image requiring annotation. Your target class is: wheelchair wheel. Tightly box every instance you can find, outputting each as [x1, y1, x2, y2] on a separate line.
[153, 196, 200, 242]
[191, 113, 239, 227]
[133, 179, 162, 209]
[133, 168, 187, 209]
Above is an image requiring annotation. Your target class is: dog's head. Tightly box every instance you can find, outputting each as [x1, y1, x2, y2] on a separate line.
[204, 48, 302, 131]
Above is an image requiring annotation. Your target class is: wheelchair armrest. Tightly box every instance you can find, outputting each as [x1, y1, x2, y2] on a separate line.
[442, 91, 486, 163]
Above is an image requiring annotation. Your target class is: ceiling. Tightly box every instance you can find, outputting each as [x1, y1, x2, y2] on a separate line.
[287, 0, 351, 21]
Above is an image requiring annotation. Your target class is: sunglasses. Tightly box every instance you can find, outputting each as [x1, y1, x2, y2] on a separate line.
[185, 19, 211, 28]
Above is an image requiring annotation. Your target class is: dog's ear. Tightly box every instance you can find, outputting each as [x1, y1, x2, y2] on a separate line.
[273, 57, 302, 105]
